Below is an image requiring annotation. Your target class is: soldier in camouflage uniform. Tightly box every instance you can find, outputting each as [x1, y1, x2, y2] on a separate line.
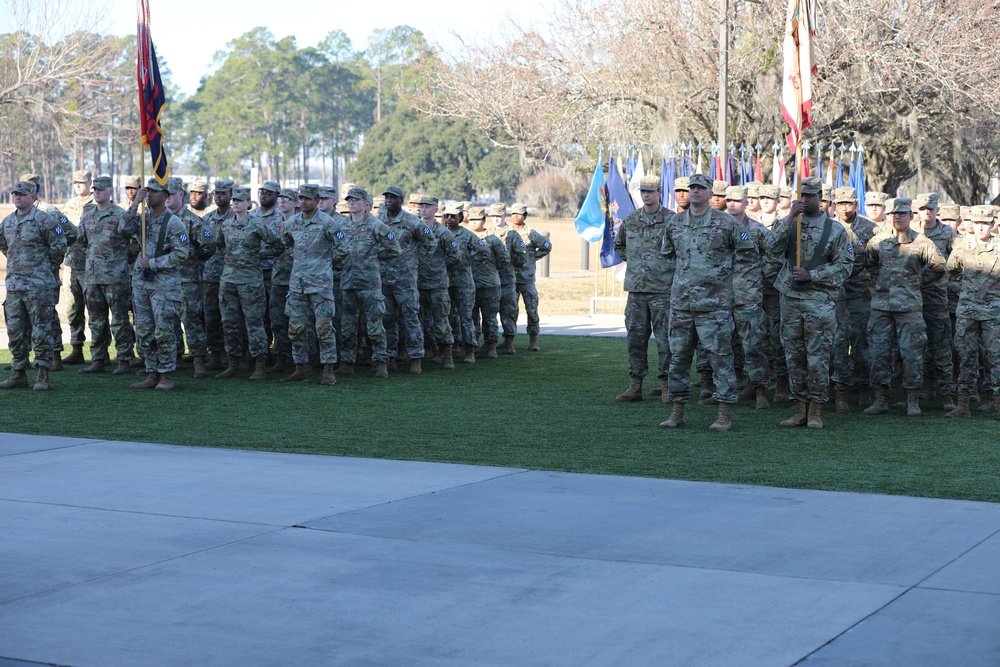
[745, 181, 763, 221]
[0, 181, 68, 390]
[913, 192, 957, 410]
[336, 187, 401, 378]
[416, 195, 460, 368]
[119, 179, 191, 391]
[187, 180, 213, 216]
[945, 206, 1000, 419]
[379, 186, 433, 373]
[820, 185, 833, 214]
[200, 180, 236, 369]
[613, 175, 674, 403]
[279, 184, 348, 385]
[444, 202, 491, 363]
[61, 169, 95, 366]
[266, 188, 298, 373]
[830, 186, 878, 412]
[510, 203, 551, 351]
[488, 203, 526, 354]
[766, 177, 856, 429]
[75, 176, 134, 375]
[252, 181, 283, 353]
[164, 177, 216, 378]
[757, 185, 781, 230]
[659, 174, 756, 432]
[215, 187, 284, 380]
[120, 175, 141, 209]
[865, 192, 889, 228]
[710, 180, 728, 211]
[467, 206, 511, 359]
[862, 197, 946, 417]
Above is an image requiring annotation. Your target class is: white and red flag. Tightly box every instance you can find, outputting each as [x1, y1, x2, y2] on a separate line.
[781, 0, 817, 155]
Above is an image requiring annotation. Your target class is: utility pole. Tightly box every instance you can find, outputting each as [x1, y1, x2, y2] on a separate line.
[718, 0, 729, 155]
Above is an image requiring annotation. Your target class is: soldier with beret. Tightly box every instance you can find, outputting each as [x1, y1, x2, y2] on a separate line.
[61, 169, 95, 367]
[467, 206, 510, 359]
[416, 195, 460, 368]
[200, 180, 235, 369]
[510, 202, 551, 352]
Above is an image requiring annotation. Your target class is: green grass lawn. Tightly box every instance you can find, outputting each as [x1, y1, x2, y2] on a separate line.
[2, 335, 998, 503]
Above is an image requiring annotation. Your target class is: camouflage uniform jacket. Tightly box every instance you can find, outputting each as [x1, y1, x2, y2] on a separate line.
[417, 221, 460, 290]
[758, 211, 780, 230]
[0, 207, 68, 291]
[62, 194, 94, 270]
[447, 225, 490, 291]
[733, 214, 769, 306]
[865, 228, 945, 313]
[271, 214, 296, 287]
[914, 220, 956, 312]
[470, 229, 511, 288]
[378, 209, 434, 288]
[78, 203, 130, 285]
[489, 223, 526, 286]
[339, 213, 401, 291]
[766, 213, 856, 302]
[282, 211, 348, 294]
[119, 208, 190, 295]
[614, 205, 674, 294]
[661, 208, 757, 312]
[946, 234, 1000, 320]
[173, 207, 217, 284]
[200, 207, 235, 283]
[251, 205, 282, 273]
[841, 214, 879, 301]
[512, 225, 552, 285]
[218, 213, 283, 285]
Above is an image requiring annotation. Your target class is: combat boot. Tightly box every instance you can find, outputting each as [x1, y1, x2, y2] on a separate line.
[501, 335, 516, 355]
[773, 375, 790, 402]
[977, 397, 996, 413]
[462, 345, 476, 364]
[386, 358, 398, 371]
[780, 401, 808, 427]
[320, 364, 337, 386]
[281, 364, 312, 383]
[755, 387, 770, 410]
[215, 357, 240, 379]
[248, 356, 267, 381]
[112, 359, 132, 376]
[857, 386, 872, 409]
[834, 387, 851, 414]
[484, 342, 498, 359]
[432, 345, 445, 364]
[615, 376, 643, 402]
[863, 387, 889, 415]
[906, 390, 922, 417]
[529, 334, 540, 351]
[192, 356, 208, 379]
[79, 359, 107, 374]
[63, 344, 85, 365]
[154, 372, 174, 391]
[708, 403, 733, 432]
[32, 367, 51, 391]
[204, 351, 223, 371]
[335, 362, 355, 377]
[659, 403, 686, 428]
[940, 393, 957, 412]
[441, 345, 455, 370]
[807, 401, 824, 429]
[737, 384, 756, 401]
[945, 393, 971, 418]
[0, 370, 29, 389]
[409, 359, 422, 375]
[374, 362, 389, 379]
[51, 352, 64, 371]
[699, 370, 715, 398]
[266, 354, 287, 374]
[131, 372, 160, 389]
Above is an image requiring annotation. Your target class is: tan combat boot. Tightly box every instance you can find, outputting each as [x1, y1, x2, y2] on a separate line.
[615, 376, 643, 402]
[806, 401, 824, 429]
[755, 387, 770, 410]
[281, 364, 312, 382]
[154, 372, 174, 391]
[335, 362, 355, 377]
[659, 402, 686, 428]
[32, 367, 51, 391]
[441, 345, 455, 370]
[945, 393, 971, 418]
[320, 364, 337, 385]
[0, 370, 29, 389]
[857, 386, 872, 409]
[834, 387, 850, 414]
[215, 357, 240, 379]
[501, 336, 516, 355]
[462, 345, 476, 364]
[79, 359, 107, 374]
[51, 352, 64, 371]
[780, 400, 809, 427]
[940, 393, 957, 412]
[374, 362, 389, 379]
[708, 403, 733, 432]
[112, 359, 132, 376]
[248, 356, 267, 381]
[63, 344, 85, 365]
[131, 372, 160, 389]
[977, 396, 996, 413]
[528, 334, 540, 351]
[409, 359, 422, 375]
[773, 375, 790, 402]
[737, 384, 756, 401]
[699, 370, 715, 398]
[192, 356, 208, 379]
[266, 354, 287, 374]
[204, 350, 223, 370]
[484, 342, 498, 359]
[863, 387, 889, 415]
[906, 390, 922, 417]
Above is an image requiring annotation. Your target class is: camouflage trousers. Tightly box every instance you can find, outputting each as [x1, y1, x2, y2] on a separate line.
[220, 281, 269, 358]
[419, 288, 453, 348]
[68, 267, 87, 345]
[780, 296, 837, 404]
[287, 289, 337, 365]
[50, 274, 62, 355]
[340, 288, 387, 364]
[262, 270, 273, 351]
[624, 291, 670, 380]
[733, 303, 769, 388]
[202, 281, 223, 353]
[954, 317, 1000, 397]
[499, 282, 518, 337]
[269, 283, 291, 357]
[831, 298, 871, 390]
[383, 282, 424, 359]
[84, 283, 134, 362]
[868, 309, 927, 391]
[474, 286, 502, 345]
[515, 282, 540, 335]
[133, 284, 180, 373]
[179, 281, 207, 356]
[4, 290, 55, 370]
[449, 284, 477, 347]
[763, 292, 787, 376]
[667, 308, 737, 404]
[923, 309, 955, 396]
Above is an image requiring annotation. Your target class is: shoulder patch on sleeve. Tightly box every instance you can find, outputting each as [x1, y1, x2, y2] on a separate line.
[336, 231, 345, 239]
[60, 216, 68, 224]
[423, 226, 431, 234]
[478, 239, 486, 246]
[54, 225, 63, 235]
[204, 229, 212, 238]
[179, 233, 188, 242]
[740, 232, 749, 241]
[847, 243, 854, 253]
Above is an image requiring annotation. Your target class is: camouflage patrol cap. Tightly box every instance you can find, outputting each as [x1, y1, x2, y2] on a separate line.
[73, 170, 92, 183]
[214, 179, 234, 193]
[938, 204, 960, 220]
[970, 205, 995, 223]
[260, 181, 281, 194]
[408, 193, 423, 205]
[468, 206, 487, 220]
[145, 178, 168, 192]
[639, 175, 661, 192]
[187, 180, 207, 193]
[92, 176, 113, 190]
[165, 176, 184, 194]
[345, 186, 369, 201]
[822, 185, 833, 202]
[298, 184, 319, 199]
[914, 192, 939, 210]
[419, 194, 440, 206]
[383, 185, 405, 198]
[779, 186, 793, 198]
[124, 175, 142, 189]
[866, 191, 889, 206]
[959, 206, 971, 219]
[487, 202, 506, 216]
[443, 203, 464, 216]
[800, 177, 823, 195]
[231, 187, 251, 201]
[725, 185, 747, 200]
[508, 202, 528, 215]
[886, 197, 912, 214]
[673, 177, 690, 192]
[318, 186, 336, 199]
[747, 180, 764, 188]
[747, 183, 762, 198]
[688, 174, 712, 189]
[759, 185, 779, 199]
[278, 188, 297, 200]
[19, 173, 40, 184]
[11, 181, 37, 195]
[833, 186, 857, 204]
[712, 180, 729, 196]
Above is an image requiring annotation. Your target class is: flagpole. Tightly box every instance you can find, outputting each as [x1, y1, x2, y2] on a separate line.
[139, 139, 146, 258]
[792, 4, 804, 270]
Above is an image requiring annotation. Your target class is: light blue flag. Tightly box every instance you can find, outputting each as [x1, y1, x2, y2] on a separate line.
[574, 157, 606, 242]
[661, 156, 677, 209]
[853, 151, 867, 214]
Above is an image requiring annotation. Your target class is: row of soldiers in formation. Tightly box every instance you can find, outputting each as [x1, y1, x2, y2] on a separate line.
[0, 170, 552, 391]
[614, 173, 1000, 431]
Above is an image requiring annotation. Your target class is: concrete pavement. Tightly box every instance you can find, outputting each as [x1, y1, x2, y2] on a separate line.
[2, 433, 998, 666]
